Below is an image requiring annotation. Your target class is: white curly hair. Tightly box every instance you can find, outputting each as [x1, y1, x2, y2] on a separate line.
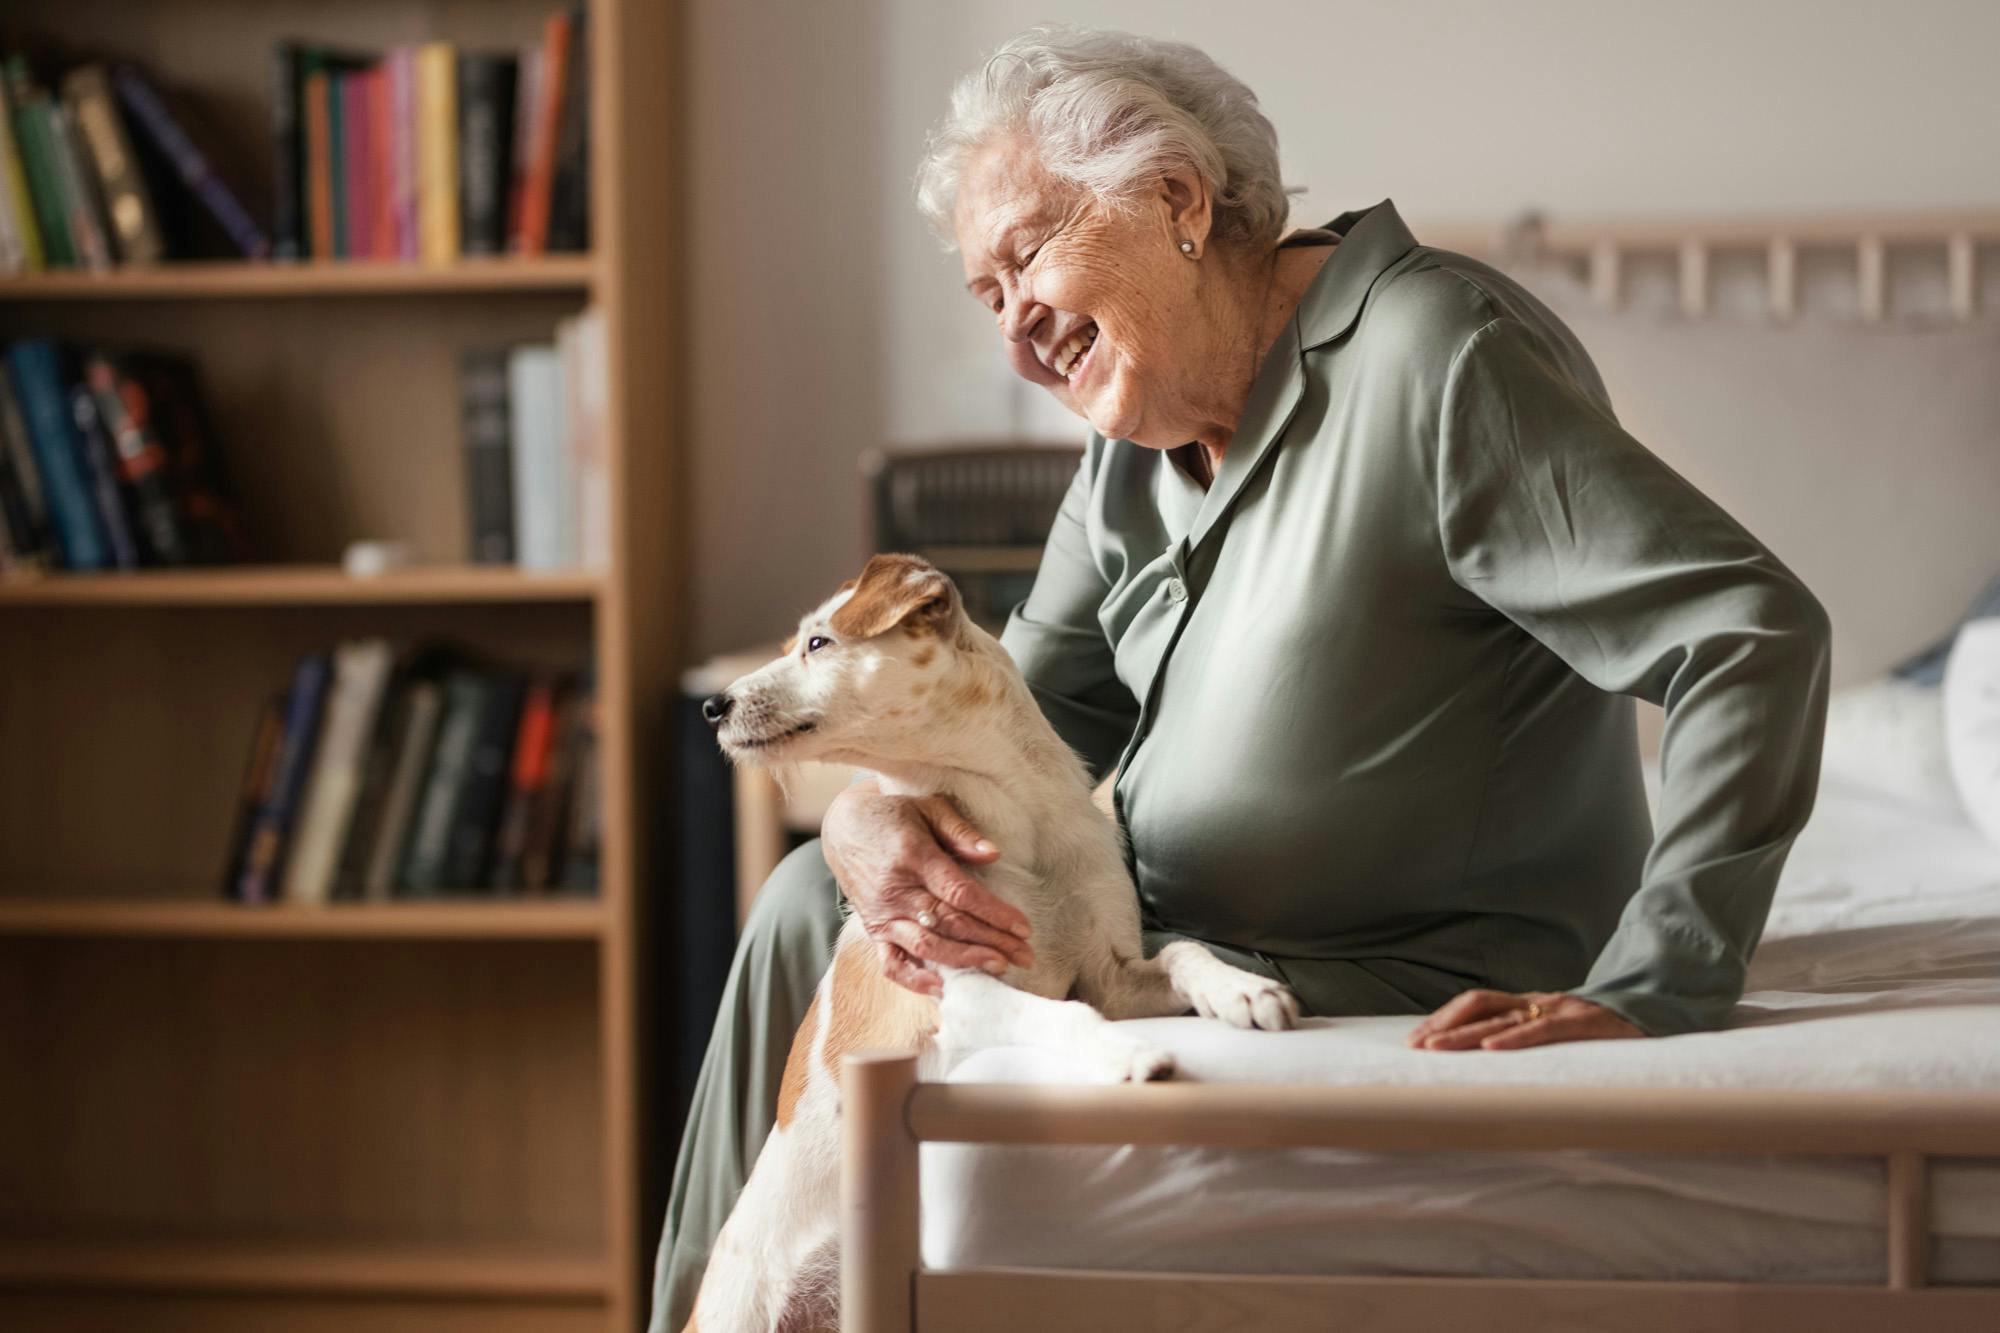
[914, 25, 1298, 252]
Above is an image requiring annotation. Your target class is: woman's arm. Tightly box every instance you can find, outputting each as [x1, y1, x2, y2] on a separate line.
[1422, 315, 1832, 1045]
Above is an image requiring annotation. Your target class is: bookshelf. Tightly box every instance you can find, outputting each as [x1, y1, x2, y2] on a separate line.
[0, 1, 679, 1331]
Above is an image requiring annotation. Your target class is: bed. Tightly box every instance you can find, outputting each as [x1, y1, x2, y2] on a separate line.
[838, 760, 2000, 1332]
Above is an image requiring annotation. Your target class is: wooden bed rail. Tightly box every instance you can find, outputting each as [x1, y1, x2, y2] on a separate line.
[840, 1052, 2000, 1333]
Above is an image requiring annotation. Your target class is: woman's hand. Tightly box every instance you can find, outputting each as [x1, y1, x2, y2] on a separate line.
[821, 781, 1036, 997]
[1407, 989, 1643, 1051]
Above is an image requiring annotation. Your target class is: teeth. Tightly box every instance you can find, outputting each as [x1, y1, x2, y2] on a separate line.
[1055, 326, 1098, 378]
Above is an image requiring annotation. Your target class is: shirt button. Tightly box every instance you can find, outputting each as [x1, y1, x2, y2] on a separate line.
[1165, 578, 1188, 604]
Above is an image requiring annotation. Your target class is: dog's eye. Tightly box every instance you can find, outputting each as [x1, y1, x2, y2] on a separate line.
[806, 635, 832, 654]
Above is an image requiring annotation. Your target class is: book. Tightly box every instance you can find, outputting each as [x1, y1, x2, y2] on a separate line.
[415, 43, 458, 265]
[363, 675, 444, 897]
[440, 671, 525, 888]
[545, 6, 589, 254]
[332, 670, 412, 900]
[84, 351, 187, 565]
[7, 65, 76, 268]
[517, 11, 570, 255]
[303, 69, 333, 258]
[490, 677, 559, 890]
[235, 652, 333, 904]
[505, 48, 542, 252]
[0, 371, 49, 567]
[127, 353, 248, 564]
[456, 53, 517, 257]
[385, 48, 418, 260]
[6, 340, 105, 569]
[337, 68, 371, 258]
[397, 669, 489, 893]
[221, 695, 287, 896]
[63, 65, 165, 266]
[558, 678, 600, 893]
[0, 63, 44, 272]
[283, 638, 396, 904]
[460, 347, 514, 563]
[560, 308, 609, 569]
[67, 377, 141, 569]
[112, 65, 271, 259]
[508, 343, 572, 570]
[46, 104, 113, 269]
[520, 686, 579, 891]
[368, 64, 397, 260]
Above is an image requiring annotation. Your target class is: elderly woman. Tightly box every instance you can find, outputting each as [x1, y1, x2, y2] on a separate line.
[651, 26, 1829, 1328]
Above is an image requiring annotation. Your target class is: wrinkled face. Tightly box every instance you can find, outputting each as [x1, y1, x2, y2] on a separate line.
[955, 136, 1210, 448]
[707, 556, 963, 768]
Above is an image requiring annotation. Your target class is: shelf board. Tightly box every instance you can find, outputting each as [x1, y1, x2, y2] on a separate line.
[0, 564, 604, 607]
[0, 897, 607, 941]
[0, 1236, 610, 1299]
[0, 256, 597, 301]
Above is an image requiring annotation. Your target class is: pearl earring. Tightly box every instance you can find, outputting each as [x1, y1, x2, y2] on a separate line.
[1179, 240, 1195, 256]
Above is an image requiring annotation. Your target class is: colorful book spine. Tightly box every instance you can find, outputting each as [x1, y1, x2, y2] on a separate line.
[235, 653, 334, 904]
[518, 11, 570, 255]
[7, 66, 75, 269]
[46, 105, 113, 270]
[416, 42, 458, 265]
[340, 69, 373, 259]
[505, 49, 541, 252]
[222, 696, 287, 896]
[0, 64, 42, 272]
[386, 48, 418, 260]
[84, 352, 187, 565]
[304, 69, 333, 259]
[368, 65, 396, 260]
[67, 380, 140, 568]
[546, 6, 589, 254]
[112, 65, 271, 259]
[5, 340, 105, 569]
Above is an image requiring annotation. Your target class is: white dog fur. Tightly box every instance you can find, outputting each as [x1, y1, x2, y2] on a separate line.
[686, 553, 1299, 1333]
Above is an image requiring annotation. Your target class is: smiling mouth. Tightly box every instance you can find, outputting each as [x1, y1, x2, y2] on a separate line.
[1053, 322, 1098, 380]
[728, 720, 818, 751]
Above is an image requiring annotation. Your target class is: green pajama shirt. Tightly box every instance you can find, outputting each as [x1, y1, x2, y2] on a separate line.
[649, 199, 1833, 1329]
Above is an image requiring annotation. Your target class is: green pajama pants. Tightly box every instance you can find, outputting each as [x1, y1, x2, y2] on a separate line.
[646, 840, 1464, 1332]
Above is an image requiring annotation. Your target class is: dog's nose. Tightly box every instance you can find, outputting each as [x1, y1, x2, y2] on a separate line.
[701, 693, 733, 727]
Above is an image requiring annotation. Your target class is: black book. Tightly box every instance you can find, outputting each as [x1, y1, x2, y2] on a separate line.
[457, 53, 517, 257]
[85, 351, 189, 565]
[221, 694, 287, 897]
[128, 352, 249, 564]
[397, 670, 488, 894]
[460, 348, 514, 563]
[66, 374, 140, 568]
[558, 677, 600, 894]
[0, 372, 50, 567]
[545, 7, 589, 253]
[441, 672, 525, 888]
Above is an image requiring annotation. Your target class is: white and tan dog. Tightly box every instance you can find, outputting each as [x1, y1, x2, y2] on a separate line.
[687, 553, 1298, 1333]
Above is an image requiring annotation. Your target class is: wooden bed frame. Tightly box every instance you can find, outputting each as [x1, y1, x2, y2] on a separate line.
[839, 1052, 2000, 1333]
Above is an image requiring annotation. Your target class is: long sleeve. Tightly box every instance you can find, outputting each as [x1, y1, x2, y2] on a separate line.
[1000, 440, 1140, 781]
[1436, 316, 1832, 1036]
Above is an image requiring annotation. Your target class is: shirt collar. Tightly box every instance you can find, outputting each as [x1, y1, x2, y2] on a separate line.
[1293, 198, 1421, 351]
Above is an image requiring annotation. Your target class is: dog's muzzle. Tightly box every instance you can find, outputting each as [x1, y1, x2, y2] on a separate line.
[702, 693, 733, 726]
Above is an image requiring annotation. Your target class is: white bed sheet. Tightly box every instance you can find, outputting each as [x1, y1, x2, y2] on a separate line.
[922, 768, 2000, 1284]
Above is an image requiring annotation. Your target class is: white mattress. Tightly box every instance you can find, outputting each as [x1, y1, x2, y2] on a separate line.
[922, 768, 2000, 1284]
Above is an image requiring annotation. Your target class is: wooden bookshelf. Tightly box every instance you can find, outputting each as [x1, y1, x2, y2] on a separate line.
[0, 564, 604, 606]
[0, 1, 681, 1330]
[0, 896, 608, 939]
[0, 256, 598, 301]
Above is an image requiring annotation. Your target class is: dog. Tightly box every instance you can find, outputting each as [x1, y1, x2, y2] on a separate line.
[687, 553, 1299, 1333]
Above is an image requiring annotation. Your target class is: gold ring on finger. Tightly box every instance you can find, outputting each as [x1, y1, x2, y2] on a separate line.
[1524, 1002, 1544, 1023]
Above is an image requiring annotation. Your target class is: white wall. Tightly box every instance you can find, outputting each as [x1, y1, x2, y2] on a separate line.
[685, 0, 2000, 656]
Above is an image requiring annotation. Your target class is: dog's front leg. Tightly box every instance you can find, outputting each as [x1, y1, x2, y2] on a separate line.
[1092, 943, 1301, 1031]
[934, 969, 1175, 1082]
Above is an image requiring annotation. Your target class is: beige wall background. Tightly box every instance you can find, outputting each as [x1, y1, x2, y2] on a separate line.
[684, 0, 2000, 660]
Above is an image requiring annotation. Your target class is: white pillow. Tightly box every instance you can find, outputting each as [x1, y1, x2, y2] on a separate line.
[1942, 617, 2000, 847]
[1817, 676, 1958, 812]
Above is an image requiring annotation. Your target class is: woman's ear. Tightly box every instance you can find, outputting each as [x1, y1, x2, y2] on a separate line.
[1159, 166, 1214, 259]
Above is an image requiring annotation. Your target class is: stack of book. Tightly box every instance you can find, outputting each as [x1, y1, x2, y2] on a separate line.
[461, 306, 608, 570]
[272, 6, 589, 263]
[225, 641, 601, 905]
[0, 57, 269, 270]
[1, 339, 245, 572]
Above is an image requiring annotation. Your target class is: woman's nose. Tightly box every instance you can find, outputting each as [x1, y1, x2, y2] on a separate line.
[999, 295, 1048, 346]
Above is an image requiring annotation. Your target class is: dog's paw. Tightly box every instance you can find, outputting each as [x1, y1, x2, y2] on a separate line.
[1190, 971, 1301, 1032]
[1084, 1035, 1176, 1084]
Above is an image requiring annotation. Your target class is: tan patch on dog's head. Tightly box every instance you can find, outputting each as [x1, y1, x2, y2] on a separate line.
[828, 554, 959, 640]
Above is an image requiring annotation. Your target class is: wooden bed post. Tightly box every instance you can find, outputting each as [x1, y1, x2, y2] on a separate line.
[843, 1052, 920, 1333]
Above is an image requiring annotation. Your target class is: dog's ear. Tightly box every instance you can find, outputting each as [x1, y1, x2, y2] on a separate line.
[828, 554, 959, 639]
